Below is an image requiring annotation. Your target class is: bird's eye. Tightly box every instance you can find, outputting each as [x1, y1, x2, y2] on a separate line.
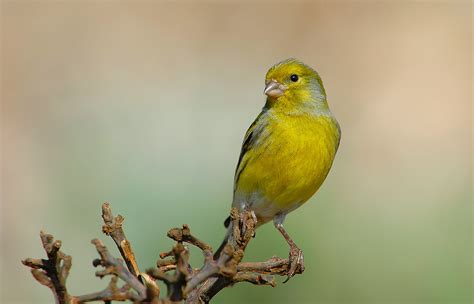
[290, 74, 299, 82]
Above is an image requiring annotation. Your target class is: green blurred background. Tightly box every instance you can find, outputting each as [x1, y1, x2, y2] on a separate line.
[1, 1, 472, 303]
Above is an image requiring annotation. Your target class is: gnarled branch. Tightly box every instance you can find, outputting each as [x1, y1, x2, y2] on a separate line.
[22, 203, 303, 303]
[22, 231, 72, 304]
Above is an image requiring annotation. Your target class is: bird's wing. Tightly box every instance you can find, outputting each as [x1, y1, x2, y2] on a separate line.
[233, 111, 268, 192]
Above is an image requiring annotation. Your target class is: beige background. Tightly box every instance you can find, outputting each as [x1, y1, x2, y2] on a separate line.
[1, 1, 472, 303]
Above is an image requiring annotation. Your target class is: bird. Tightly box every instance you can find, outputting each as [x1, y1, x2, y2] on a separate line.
[215, 58, 341, 281]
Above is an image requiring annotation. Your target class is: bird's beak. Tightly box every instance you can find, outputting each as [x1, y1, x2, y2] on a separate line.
[264, 80, 287, 98]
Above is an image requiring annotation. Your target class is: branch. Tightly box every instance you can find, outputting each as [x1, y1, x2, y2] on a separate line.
[237, 256, 292, 276]
[22, 231, 72, 304]
[233, 272, 276, 286]
[189, 209, 257, 303]
[147, 242, 191, 302]
[23, 204, 304, 303]
[74, 276, 134, 302]
[88, 238, 147, 300]
[101, 202, 141, 278]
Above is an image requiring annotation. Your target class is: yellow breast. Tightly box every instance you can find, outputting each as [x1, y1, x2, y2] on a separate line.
[233, 112, 340, 223]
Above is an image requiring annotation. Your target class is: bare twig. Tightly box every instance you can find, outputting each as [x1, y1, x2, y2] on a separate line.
[75, 276, 135, 302]
[237, 256, 292, 276]
[190, 209, 257, 303]
[157, 257, 177, 272]
[101, 202, 141, 278]
[148, 242, 194, 302]
[23, 203, 304, 304]
[89, 238, 147, 300]
[167, 224, 213, 253]
[22, 231, 73, 304]
[233, 272, 276, 286]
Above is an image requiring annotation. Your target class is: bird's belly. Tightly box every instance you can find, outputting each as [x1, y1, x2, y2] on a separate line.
[233, 122, 337, 223]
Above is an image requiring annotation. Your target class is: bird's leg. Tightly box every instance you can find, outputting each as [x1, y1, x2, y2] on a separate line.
[273, 214, 304, 282]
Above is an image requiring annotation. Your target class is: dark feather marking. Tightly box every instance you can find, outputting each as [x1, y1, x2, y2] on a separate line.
[237, 129, 254, 171]
[234, 159, 249, 190]
[223, 216, 231, 228]
[233, 114, 261, 188]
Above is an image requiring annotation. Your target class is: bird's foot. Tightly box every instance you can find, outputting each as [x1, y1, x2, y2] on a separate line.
[240, 209, 258, 237]
[250, 211, 257, 237]
[250, 210, 257, 223]
[283, 245, 305, 283]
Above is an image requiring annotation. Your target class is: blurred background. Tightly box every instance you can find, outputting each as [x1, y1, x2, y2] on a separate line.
[1, 1, 472, 303]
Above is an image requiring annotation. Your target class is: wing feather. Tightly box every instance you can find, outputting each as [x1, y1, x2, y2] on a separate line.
[233, 111, 267, 191]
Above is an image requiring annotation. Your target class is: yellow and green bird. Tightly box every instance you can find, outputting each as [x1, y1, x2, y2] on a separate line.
[218, 58, 341, 280]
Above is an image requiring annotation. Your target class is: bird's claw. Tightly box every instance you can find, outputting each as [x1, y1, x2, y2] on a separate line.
[250, 210, 257, 224]
[240, 209, 258, 237]
[283, 245, 304, 283]
[250, 211, 257, 237]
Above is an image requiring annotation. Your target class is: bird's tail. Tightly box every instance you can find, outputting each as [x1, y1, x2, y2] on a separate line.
[213, 216, 231, 260]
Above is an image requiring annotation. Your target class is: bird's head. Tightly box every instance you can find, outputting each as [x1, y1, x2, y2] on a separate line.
[264, 58, 327, 112]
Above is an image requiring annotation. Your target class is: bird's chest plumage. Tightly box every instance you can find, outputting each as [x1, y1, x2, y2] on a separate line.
[233, 113, 339, 222]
